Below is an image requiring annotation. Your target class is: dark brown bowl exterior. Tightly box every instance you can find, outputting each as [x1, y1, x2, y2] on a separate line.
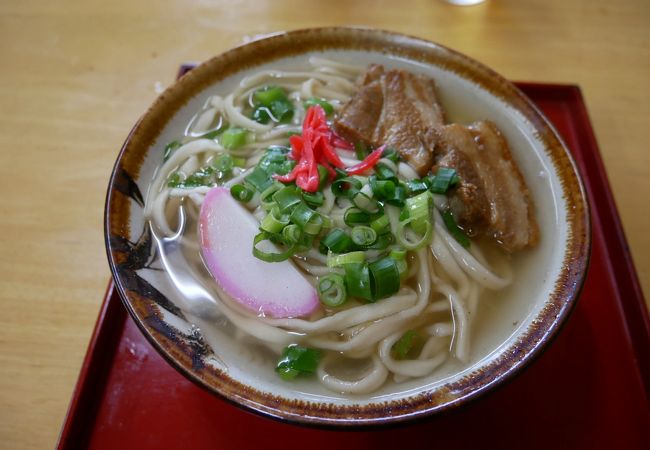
[105, 27, 590, 426]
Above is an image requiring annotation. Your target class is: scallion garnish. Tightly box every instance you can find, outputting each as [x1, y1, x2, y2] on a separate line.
[245, 166, 274, 192]
[304, 97, 334, 115]
[344, 263, 373, 301]
[404, 191, 432, 235]
[370, 214, 390, 234]
[392, 330, 421, 360]
[381, 147, 400, 163]
[230, 184, 254, 202]
[332, 176, 362, 198]
[220, 127, 249, 149]
[318, 274, 347, 307]
[212, 154, 234, 173]
[252, 86, 294, 124]
[320, 228, 354, 254]
[302, 191, 325, 208]
[441, 210, 471, 248]
[384, 184, 407, 207]
[163, 140, 182, 161]
[396, 216, 433, 250]
[327, 251, 365, 268]
[374, 163, 396, 180]
[260, 207, 290, 234]
[354, 141, 368, 161]
[276, 345, 321, 380]
[430, 167, 459, 194]
[406, 179, 429, 195]
[351, 226, 377, 246]
[273, 185, 302, 212]
[344, 208, 371, 226]
[252, 232, 295, 262]
[368, 257, 401, 300]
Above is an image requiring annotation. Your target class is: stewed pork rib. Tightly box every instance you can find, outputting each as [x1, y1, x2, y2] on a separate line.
[433, 121, 539, 252]
[335, 65, 539, 252]
[334, 64, 445, 176]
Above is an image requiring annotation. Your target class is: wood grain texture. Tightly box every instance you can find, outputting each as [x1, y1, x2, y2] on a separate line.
[0, 0, 648, 448]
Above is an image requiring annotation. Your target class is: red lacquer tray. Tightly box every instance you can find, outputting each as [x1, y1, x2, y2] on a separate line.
[58, 71, 650, 449]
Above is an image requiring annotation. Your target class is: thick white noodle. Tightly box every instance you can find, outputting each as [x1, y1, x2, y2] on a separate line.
[318, 354, 389, 395]
[379, 331, 448, 377]
[433, 209, 512, 290]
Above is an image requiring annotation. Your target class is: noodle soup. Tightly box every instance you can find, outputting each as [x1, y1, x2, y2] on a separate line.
[144, 57, 544, 397]
[106, 28, 588, 424]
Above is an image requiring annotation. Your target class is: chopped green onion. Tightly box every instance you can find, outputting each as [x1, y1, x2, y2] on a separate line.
[163, 140, 182, 161]
[212, 154, 234, 173]
[442, 210, 471, 248]
[334, 167, 348, 180]
[167, 171, 185, 188]
[320, 228, 354, 254]
[220, 127, 249, 149]
[317, 164, 330, 190]
[369, 176, 396, 199]
[289, 203, 316, 228]
[430, 167, 458, 194]
[273, 185, 302, 212]
[303, 191, 324, 208]
[351, 226, 377, 246]
[392, 330, 421, 360]
[396, 216, 433, 250]
[260, 207, 290, 234]
[252, 232, 295, 262]
[318, 274, 347, 307]
[362, 232, 394, 250]
[245, 166, 273, 192]
[370, 214, 390, 234]
[184, 166, 215, 187]
[368, 257, 401, 300]
[344, 263, 373, 301]
[252, 86, 294, 124]
[230, 184, 254, 202]
[260, 182, 284, 210]
[384, 184, 407, 207]
[332, 176, 362, 198]
[269, 100, 294, 123]
[253, 86, 287, 107]
[344, 207, 371, 226]
[251, 106, 272, 124]
[276, 345, 321, 380]
[406, 179, 429, 195]
[282, 224, 302, 244]
[303, 214, 324, 235]
[381, 147, 400, 163]
[354, 142, 368, 161]
[404, 191, 432, 234]
[390, 247, 408, 278]
[232, 156, 247, 167]
[304, 97, 334, 115]
[327, 251, 365, 268]
[375, 163, 396, 180]
[351, 191, 380, 213]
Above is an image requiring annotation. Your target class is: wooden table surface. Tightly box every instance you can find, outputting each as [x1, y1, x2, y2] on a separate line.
[1, 0, 649, 448]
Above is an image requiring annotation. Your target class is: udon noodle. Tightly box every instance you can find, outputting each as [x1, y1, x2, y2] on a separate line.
[144, 57, 513, 394]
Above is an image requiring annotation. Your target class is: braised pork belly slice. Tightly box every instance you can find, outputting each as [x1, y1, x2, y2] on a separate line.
[434, 121, 539, 252]
[334, 65, 445, 176]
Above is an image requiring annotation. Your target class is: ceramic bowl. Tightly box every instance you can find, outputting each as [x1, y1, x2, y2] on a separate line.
[105, 27, 590, 426]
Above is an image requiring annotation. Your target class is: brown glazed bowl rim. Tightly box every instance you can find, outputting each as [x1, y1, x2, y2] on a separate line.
[105, 27, 591, 427]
